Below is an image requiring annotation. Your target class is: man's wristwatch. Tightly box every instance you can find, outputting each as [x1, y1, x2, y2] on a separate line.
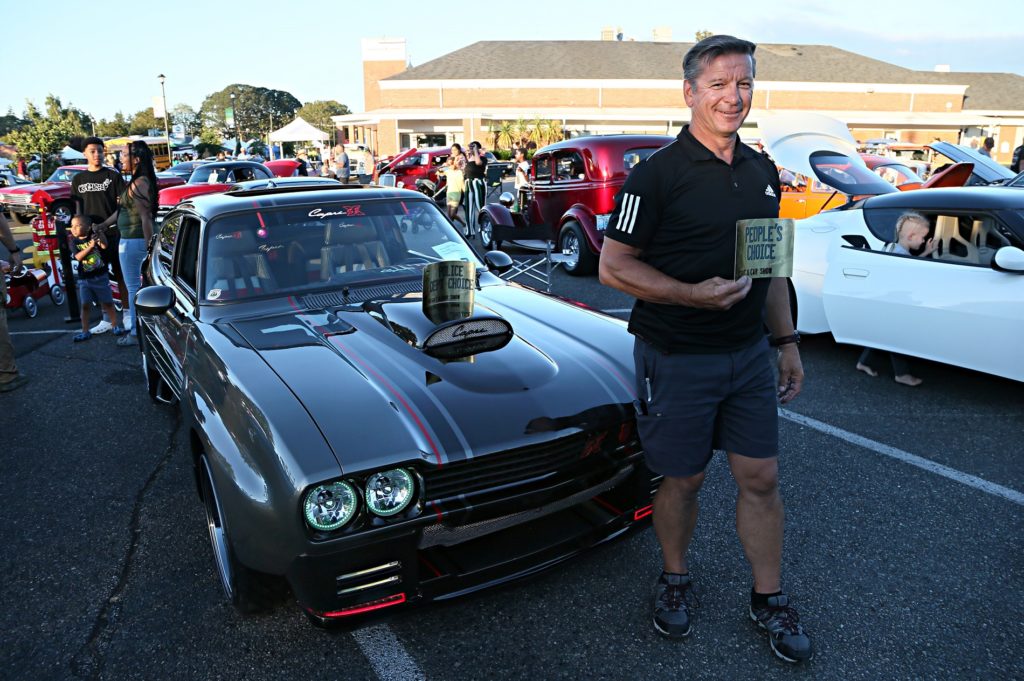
[770, 333, 800, 347]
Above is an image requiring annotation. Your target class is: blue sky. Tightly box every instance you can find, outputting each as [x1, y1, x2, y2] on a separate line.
[4, 0, 1021, 120]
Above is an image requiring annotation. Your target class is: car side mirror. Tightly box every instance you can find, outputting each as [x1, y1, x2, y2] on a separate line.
[992, 246, 1024, 273]
[135, 285, 175, 315]
[483, 250, 514, 274]
[378, 173, 397, 187]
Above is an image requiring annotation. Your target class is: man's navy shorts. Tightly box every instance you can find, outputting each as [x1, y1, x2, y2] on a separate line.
[77, 274, 114, 306]
[632, 336, 778, 478]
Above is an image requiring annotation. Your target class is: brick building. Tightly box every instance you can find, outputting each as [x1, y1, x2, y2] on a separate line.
[335, 38, 1024, 164]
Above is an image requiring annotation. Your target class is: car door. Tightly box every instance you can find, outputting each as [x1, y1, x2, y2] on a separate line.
[145, 212, 201, 399]
[822, 240, 1024, 381]
[527, 152, 554, 230]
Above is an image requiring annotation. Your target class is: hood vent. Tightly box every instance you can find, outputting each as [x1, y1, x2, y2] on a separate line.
[302, 280, 421, 308]
[422, 317, 513, 360]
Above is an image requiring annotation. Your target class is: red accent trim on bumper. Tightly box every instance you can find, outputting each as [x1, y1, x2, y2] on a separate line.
[313, 592, 407, 618]
[633, 504, 653, 521]
[592, 495, 624, 516]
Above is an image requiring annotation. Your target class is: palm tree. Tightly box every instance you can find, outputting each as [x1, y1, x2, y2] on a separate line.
[494, 120, 515, 151]
[528, 117, 546, 148]
[547, 119, 564, 145]
[513, 118, 531, 149]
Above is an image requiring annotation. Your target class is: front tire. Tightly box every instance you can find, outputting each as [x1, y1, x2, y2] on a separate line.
[23, 296, 37, 318]
[479, 214, 496, 250]
[559, 221, 596, 276]
[199, 454, 287, 614]
[51, 201, 73, 227]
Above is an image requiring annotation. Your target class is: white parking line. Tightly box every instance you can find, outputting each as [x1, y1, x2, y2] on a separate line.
[9, 329, 78, 335]
[352, 624, 425, 681]
[780, 408, 1024, 506]
[604, 308, 631, 315]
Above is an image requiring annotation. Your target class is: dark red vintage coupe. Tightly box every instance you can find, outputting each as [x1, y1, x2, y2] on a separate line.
[477, 135, 673, 275]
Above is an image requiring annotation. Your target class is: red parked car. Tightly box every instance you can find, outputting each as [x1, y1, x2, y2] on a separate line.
[0, 165, 185, 226]
[376, 146, 452, 189]
[478, 135, 673, 275]
[156, 161, 283, 221]
[376, 147, 512, 190]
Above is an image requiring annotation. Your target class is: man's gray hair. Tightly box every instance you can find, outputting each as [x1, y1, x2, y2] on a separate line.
[683, 35, 757, 84]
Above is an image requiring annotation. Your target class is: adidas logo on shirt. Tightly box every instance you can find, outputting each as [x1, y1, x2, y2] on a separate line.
[615, 193, 641, 234]
[764, 185, 777, 198]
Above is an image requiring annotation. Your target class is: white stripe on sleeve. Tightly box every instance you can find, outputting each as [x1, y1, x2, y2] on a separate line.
[619, 193, 640, 234]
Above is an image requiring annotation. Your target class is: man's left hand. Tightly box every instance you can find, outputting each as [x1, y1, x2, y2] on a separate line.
[776, 345, 804, 404]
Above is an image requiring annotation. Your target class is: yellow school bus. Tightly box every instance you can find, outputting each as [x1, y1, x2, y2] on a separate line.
[104, 136, 172, 171]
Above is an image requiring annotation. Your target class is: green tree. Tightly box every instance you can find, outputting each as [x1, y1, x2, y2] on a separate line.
[195, 127, 224, 158]
[199, 84, 302, 140]
[0, 108, 26, 137]
[171, 104, 201, 137]
[129, 107, 165, 136]
[95, 112, 130, 137]
[42, 95, 90, 134]
[694, 30, 713, 41]
[296, 100, 350, 140]
[7, 113, 79, 162]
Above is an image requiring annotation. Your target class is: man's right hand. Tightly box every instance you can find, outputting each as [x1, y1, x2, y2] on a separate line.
[687, 276, 752, 310]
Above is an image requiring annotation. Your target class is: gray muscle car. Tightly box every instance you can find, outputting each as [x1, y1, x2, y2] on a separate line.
[134, 183, 655, 624]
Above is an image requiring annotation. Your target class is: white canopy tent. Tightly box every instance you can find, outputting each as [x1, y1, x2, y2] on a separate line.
[60, 145, 86, 160]
[267, 117, 330, 159]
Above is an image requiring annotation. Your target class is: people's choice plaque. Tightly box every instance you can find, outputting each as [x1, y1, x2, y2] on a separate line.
[734, 218, 795, 279]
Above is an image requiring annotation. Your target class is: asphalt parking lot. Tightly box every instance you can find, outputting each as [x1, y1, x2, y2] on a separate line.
[2, 229, 1022, 680]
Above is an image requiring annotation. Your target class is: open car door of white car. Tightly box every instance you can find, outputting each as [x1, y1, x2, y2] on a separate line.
[822, 238, 1024, 382]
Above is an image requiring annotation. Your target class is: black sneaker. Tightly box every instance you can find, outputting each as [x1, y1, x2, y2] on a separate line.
[652, 572, 698, 639]
[749, 593, 813, 662]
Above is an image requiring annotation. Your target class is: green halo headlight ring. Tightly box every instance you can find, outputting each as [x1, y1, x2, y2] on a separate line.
[364, 469, 415, 517]
[303, 481, 358, 531]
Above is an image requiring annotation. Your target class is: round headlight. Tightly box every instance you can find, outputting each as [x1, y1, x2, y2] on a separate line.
[364, 469, 415, 517]
[303, 481, 358, 531]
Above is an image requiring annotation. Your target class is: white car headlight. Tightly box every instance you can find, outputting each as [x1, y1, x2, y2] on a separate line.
[365, 469, 415, 517]
[303, 481, 358, 531]
[595, 214, 611, 231]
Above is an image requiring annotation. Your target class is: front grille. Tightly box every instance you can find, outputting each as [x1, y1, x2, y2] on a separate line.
[422, 432, 591, 502]
[2, 194, 30, 206]
[419, 464, 632, 548]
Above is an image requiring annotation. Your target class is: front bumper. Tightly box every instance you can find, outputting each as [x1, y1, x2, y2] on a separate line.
[289, 453, 656, 624]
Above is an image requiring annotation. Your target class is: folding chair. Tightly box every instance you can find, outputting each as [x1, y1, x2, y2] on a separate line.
[484, 164, 504, 201]
[489, 223, 572, 292]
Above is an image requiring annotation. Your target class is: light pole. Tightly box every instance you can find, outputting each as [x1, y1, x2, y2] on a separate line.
[230, 92, 239, 156]
[158, 74, 171, 165]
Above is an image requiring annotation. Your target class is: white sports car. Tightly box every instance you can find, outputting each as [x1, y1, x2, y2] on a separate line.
[759, 113, 1024, 383]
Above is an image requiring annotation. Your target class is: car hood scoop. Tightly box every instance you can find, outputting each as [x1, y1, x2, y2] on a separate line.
[365, 298, 514, 360]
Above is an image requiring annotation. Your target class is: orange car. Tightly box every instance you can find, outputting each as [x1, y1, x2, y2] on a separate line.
[777, 155, 973, 219]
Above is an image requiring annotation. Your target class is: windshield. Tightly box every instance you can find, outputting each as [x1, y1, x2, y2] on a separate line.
[201, 198, 480, 302]
[47, 167, 83, 183]
[872, 163, 923, 187]
[189, 166, 232, 184]
[394, 153, 428, 169]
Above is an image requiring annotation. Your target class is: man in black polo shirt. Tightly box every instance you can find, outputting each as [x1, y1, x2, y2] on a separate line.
[600, 35, 812, 663]
[72, 137, 126, 333]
